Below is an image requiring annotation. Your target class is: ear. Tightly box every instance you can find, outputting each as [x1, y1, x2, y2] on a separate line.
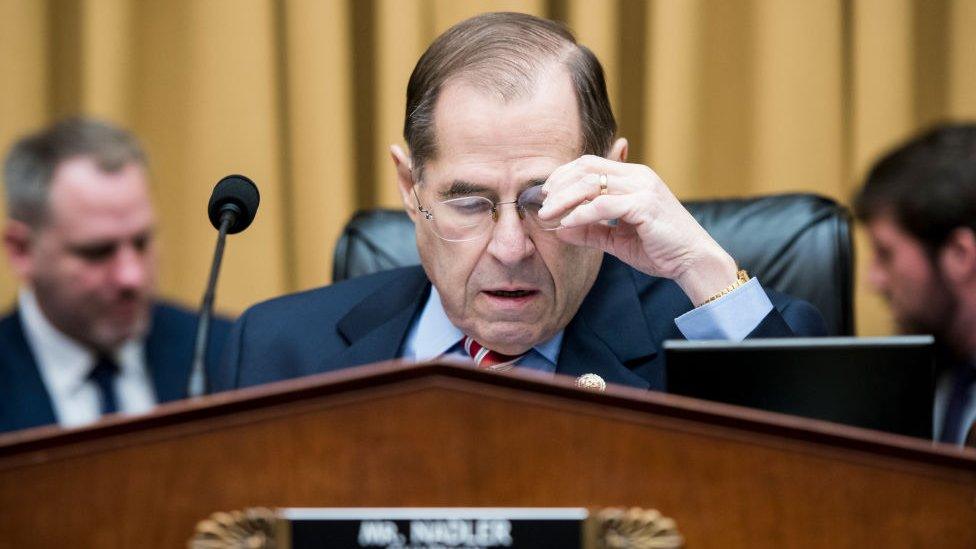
[3, 220, 35, 280]
[938, 227, 976, 285]
[608, 137, 628, 163]
[391, 145, 419, 222]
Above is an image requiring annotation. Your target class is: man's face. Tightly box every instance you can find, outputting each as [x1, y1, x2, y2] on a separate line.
[400, 68, 604, 355]
[6, 157, 157, 351]
[866, 214, 954, 336]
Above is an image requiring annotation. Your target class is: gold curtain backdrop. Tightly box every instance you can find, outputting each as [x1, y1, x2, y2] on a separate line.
[2, 0, 975, 336]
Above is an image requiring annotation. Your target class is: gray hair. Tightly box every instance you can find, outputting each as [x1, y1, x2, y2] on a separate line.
[3, 117, 148, 226]
[404, 12, 616, 181]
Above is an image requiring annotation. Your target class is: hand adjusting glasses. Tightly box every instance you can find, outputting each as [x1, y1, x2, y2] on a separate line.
[413, 185, 562, 242]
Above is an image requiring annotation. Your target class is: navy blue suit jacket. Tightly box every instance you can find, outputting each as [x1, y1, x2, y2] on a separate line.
[0, 302, 232, 433]
[215, 255, 827, 392]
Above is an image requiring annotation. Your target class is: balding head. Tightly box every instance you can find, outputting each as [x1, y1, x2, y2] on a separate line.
[403, 12, 616, 181]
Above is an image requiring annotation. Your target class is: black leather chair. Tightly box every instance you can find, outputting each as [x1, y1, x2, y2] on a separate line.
[333, 193, 854, 335]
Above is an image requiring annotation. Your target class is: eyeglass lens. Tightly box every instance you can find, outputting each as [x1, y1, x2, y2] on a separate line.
[425, 185, 563, 242]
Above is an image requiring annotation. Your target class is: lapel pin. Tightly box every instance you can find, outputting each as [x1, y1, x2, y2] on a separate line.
[576, 373, 607, 392]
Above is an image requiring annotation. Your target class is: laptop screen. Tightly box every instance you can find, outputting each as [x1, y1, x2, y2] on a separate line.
[664, 336, 935, 439]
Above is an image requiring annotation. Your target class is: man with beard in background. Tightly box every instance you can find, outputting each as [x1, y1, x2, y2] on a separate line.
[855, 123, 976, 446]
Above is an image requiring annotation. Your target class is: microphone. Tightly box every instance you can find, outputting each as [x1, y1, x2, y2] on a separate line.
[207, 174, 260, 234]
[187, 175, 260, 397]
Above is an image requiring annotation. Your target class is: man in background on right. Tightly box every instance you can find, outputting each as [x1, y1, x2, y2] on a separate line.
[855, 123, 976, 446]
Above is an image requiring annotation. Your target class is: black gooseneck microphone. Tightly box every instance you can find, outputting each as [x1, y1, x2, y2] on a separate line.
[187, 174, 260, 397]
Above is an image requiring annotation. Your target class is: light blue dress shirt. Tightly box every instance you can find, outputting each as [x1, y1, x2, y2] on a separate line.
[401, 277, 773, 372]
[932, 364, 976, 444]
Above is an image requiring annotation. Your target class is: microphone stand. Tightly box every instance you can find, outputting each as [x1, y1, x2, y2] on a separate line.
[187, 208, 236, 398]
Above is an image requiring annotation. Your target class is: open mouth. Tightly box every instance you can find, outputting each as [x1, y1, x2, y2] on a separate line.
[485, 289, 536, 298]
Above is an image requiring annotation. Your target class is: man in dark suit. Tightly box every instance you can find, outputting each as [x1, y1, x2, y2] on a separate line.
[854, 124, 976, 447]
[216, 12, 825, 392]
[0, 118, 230, 433]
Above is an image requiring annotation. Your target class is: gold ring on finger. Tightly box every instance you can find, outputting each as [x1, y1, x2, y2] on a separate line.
[599, 173, 608, 196]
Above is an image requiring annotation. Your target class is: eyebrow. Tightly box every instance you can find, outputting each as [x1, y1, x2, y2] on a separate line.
[438, 180, 492, 200]
[65, 229, 155, 253]
[437, 178, 549, 200]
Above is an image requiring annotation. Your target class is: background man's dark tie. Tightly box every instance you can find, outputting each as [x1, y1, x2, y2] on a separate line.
[88, 355, 120, 415]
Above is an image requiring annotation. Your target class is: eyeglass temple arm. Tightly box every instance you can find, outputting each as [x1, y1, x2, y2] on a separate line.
[412, 186, 433, 219]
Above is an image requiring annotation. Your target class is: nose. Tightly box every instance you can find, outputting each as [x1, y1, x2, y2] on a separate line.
[485, 203, 536, 266]
[111, 244, 150, 291]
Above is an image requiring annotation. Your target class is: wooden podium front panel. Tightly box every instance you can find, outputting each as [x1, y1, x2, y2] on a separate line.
[0, 364, 973, 548]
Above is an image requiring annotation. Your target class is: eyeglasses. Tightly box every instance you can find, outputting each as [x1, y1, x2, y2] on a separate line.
[413, 185, 562, 242]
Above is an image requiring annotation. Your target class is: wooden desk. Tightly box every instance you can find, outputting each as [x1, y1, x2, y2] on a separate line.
[1, 361, 973, 548]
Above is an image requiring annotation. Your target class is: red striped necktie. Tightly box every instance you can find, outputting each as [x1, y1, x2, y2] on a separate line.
[463, 336, 526, 372]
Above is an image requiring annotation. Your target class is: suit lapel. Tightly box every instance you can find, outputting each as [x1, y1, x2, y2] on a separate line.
[556, 256, 657, 390]
[0, 309, 58, 431]
[144, 306, 192, 402]
[330, 267, 431, 371]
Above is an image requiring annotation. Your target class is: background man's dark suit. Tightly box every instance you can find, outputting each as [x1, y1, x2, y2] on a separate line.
[0, 303, 231, 433]
[215, 256, 826, 392]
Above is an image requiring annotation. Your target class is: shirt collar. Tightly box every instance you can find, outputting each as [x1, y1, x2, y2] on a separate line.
[411, 287, 465, 362]
[534, 330, 563, 365]
[18, 288, 144, 396]
[19, 288, 94, 397]
[412, 286, 563, 365]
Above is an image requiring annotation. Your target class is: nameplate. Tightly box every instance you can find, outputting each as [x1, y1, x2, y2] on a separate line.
[188, 506, 683, 548]
[278, 508, 587, 548]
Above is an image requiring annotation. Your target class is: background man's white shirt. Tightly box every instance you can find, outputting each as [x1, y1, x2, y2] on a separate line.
[18, 288, 156, 428]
